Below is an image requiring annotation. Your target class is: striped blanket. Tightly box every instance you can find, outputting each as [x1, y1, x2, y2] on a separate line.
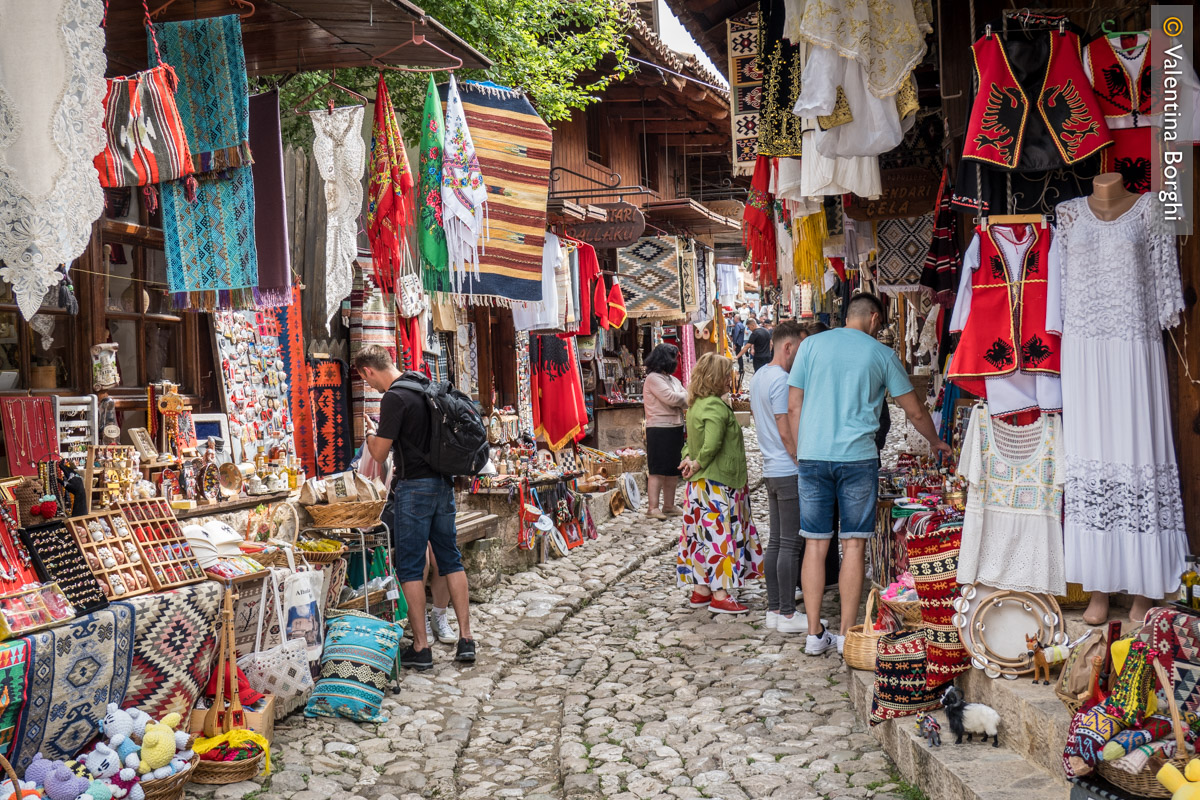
[346, 261, 396, 440]
[439, 81, 551, 306]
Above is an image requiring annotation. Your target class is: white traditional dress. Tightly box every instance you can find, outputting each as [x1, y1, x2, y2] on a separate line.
[1056, 193, 1187, 598]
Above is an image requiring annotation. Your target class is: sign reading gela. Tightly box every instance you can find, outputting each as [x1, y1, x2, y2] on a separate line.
[565, 202, 647, 249]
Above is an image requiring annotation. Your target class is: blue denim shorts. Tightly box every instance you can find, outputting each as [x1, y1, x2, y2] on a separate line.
[390, 477, 463, 583]
[797, 459, 879, 540]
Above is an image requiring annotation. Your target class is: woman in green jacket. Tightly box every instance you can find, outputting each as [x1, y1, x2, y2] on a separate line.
[676, 353, 762, 614]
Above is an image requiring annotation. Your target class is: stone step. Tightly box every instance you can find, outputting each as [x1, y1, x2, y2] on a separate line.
[849, 666, 1070, 800]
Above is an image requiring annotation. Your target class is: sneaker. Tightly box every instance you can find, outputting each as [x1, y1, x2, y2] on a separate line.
[709, 596, 749, 614]
[663, 507, 684, 517]
[400, 645, 433, 671]
[431, 611, 457, 645]
[455, 638, 477, 663]
[765, 610, 779, 629]
[836, 634, 846, 655]
[688, 590, 712, 609]
[794, 589, 804, 602]
[647, 510, 667, 521]
[777, 614, 808, 634]
[425, 614, 434, 643]
[805, 626, 837, 656]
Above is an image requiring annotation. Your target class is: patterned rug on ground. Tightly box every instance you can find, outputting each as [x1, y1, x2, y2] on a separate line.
[11, 604, 135, 772]
[310, 357, 354, 474]
[907, 511, 969, 688]
[617, 236, 683, 319]
[439, 80, 552, 305]
[118, 582, 221, 723]
[876, 214, 935, 292]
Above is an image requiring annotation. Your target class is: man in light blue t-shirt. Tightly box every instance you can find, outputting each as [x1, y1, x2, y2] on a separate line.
[787, 294, 949, 657]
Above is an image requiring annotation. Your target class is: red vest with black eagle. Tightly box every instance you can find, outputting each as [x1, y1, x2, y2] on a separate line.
[964, 30, 1111, 169]
[1086, 35, 1153, 122]
[948, 224, 1059, 398]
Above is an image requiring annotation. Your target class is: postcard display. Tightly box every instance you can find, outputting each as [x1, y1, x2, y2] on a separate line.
[212, 310, 296, 464]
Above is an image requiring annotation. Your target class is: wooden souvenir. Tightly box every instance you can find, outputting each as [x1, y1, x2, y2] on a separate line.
[20, 521, 108, 614]
[114, 498, 207, 590]
[63, 509, 155, 599]
[83, 445, 140, 509]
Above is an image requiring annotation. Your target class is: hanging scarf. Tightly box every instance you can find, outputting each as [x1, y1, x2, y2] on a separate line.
[607, 280, 627, 328]
[309, 105, 366, 334]
[531, 335, 588, 451]
[418, 76, 450, 297]
[441, 76, 489, 292]
[250, 90, 291, 308]
[0, 0, 107, 320]
[743, 155, 776, 287]
[367, 72, 414, 295]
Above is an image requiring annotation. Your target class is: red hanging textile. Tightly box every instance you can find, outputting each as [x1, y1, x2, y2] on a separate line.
[530, 335, 588, 451]
[593, 271, 612, 330]
[561, 238, 601, 337]
[367, 72, 416, 295]
[396, 316, 424, 374]
[607, 279, 627, 328]
[743, 155, 777, 287]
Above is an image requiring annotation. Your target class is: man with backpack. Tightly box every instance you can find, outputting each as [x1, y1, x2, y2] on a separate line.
[356, 345, 483, 669]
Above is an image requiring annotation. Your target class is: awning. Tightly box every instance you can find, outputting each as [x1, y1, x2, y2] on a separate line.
[641, 198, 740, 236]
[104, 0, 489, 78]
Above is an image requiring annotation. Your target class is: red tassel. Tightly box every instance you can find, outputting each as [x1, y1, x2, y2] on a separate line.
[184, 175, 198, 203]
[141, 185, 159, 214]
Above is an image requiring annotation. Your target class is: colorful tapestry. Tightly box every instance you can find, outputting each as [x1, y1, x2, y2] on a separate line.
[617, 236, 683, 319]
[11, 604, 135, 773]
[679, 241, 699, 314]
[278, 287, 316, 476]
[444, 80, 553, 305]
[367, 72, 414, 295]
[441, 76, 489, 290]
[119, 582, 220, 723]
[907, 513, 968, 688]
[1141, 607, 1200, 676]
[419, 76, 450, 297]
[691, 250, 711, 324]
[727, 7, 762, 177]
[869, 630, 942, 726]
[1063, 706, 1126, 777]
[756, 0, 804, 157]
[249, 90, 292, 307]
[531, 335, 588, 451]
[155, 15, 257, 309]
[876, 213, 935, 292]
[310, 357, 354, 475]
[310, 105, 366, 333]
[516, 331, 535, 437]
[305, 612, 402, 723]
[0, 641, 28, 758]
[347, 263, 396, 441]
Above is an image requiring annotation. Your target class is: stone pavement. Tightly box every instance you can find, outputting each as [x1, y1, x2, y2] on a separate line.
[192, 431, 906, 800]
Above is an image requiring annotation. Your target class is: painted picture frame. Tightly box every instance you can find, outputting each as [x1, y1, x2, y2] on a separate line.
[127, 428, 158, 461]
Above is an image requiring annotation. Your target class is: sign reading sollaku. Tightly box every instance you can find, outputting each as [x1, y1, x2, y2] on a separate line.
[565, 202, 646, 248]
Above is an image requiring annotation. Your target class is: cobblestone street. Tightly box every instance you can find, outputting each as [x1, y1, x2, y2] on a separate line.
[194, 433, 903, 800]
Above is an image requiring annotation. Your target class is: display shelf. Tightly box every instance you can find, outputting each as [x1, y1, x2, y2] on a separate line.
[56, 395, 97, 471]
[115, 498, 207, 590]
[63, 509, 154, 599]
[20, 520, 108, 614]
[82, 445, 140, 509]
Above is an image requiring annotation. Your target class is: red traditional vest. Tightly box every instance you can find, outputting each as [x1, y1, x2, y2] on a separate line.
[1086, 35, 1152, 121]
[964, 31, 1111, 168]
[948, 225, 1060, 397]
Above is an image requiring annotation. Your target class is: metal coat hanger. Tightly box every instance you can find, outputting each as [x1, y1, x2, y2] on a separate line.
[151, 0, 254, 19]
[372, 22, 463, 73]
[289, 69, 368, 115]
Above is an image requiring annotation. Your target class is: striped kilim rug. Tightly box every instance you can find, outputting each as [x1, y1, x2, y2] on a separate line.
[727, 7, 762, 177]
[347, 262, 396, 441]
[440, 81, 552, 306]
[617, 236, 683, 319]
[876, 213, 935, 292]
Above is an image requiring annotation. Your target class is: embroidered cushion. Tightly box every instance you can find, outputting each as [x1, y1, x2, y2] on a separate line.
[870, 630, 942, 726]
[304, 611, 400, 723]
[1172, 660, 1200, 716]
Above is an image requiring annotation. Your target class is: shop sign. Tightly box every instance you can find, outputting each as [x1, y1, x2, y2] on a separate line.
[564, 202, 646, 248]
[844, 167, 939, 220]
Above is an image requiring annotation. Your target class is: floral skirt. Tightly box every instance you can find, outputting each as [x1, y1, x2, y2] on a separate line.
[676, 479, 763, 590]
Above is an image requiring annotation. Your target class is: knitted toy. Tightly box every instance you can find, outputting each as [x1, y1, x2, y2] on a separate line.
[81, 744, 142, 800]
[82, 782, 111, 800]
[23, 756, 55, 788]
[1157, 758, 1200, 800]
[97, 705, 140, 768]
[136, 714, 183, 780]
[0, 778, 42, 800]
[41, 766, 88, 800]
[127, 710, 153, 743]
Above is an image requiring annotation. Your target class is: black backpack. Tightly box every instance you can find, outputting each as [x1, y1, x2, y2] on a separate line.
[395, 373, 489, 477]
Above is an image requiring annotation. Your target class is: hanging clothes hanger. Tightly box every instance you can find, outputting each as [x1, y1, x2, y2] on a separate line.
[1100, 18, 1147, 54]
[372, 22, 463, 73]
[290, 69, 368, 115]
[150, 0, 255, 19]
[981, 213, 1049, 231]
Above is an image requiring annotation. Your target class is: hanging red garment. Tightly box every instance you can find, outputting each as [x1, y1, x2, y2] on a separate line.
[562, 239, 601, 336]
[367, 72, 415, 294]
[743, 155, 776, 286]
[530, 334, 588, 450]
[594, 271, 611, 330]
[607, 279, 627, 328]
[396, 316, 424, 374]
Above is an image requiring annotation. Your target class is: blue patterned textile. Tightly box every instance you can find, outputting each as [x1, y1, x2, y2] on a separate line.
[304, 612, 400, 723]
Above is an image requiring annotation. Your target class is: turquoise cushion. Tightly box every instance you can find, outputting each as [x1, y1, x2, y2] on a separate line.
[304, 612, 401, 723]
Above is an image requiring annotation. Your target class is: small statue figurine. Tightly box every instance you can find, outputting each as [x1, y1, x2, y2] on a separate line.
[1026, 633, 1052, 686]
[915, 712, 941, 748]
[941, 684, 1000, 748]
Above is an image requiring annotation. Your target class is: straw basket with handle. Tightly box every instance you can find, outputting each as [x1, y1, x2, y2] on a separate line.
[191, 750, 265, 784]
[1095, 658, 1189, 798]
[140, 755, 199, 800]
[879, 591, 924, 629]
[844, 588, 889, 671]
[303, 499, 385, 529]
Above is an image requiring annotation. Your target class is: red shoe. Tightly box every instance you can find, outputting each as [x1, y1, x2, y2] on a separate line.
[709, 597, 749, 614]
[688, 590, 712, 608]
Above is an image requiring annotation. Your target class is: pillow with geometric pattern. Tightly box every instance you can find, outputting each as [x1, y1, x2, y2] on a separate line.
[871, 629, 943, 726]
[1171, 659, 1200, 716]
[304, 612, 401, 723]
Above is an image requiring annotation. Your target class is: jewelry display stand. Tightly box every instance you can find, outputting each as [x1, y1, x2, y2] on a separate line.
[20, 520, 108, 614]
[83, 445, 140, 509]
[0, 397, 60, 477]
[56, 395, 99, 472]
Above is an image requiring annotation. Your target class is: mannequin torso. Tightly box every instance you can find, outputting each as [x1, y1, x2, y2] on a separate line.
[1087, 172, 1140, 221]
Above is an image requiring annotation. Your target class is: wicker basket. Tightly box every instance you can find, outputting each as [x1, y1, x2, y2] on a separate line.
[338, 589, 389, 612]
[1055, 582, 1092, 609]
[243, 547, 293, 568]
[304, 499, 386, 529]
[731, 399, 751, 412]
[878, 593, 924, 629]
[295, 545, 347, 564]
[1095, 659, 1188, 797]
[141, 755, 199, 800]
[619, 453, 647, 473]
[844, 588, 887, 671]
[191, 751, 265, 785]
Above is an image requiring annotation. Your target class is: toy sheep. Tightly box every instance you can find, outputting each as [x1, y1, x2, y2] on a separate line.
[941, 684, 1000, 747]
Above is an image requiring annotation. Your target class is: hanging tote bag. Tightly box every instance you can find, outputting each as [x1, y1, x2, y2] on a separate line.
[280, 564, 327, 663]
[93, 0, 195, 189]
[237, 570, 315, 717]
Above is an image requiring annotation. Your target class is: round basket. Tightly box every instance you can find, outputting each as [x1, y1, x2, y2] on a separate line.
[191, 751, 265, 785]
[879, 594, 923, 628]
[295, 545, 347, 564]
[304, 499, 386, 529]
[338, 589, 389, 612]
[141, 755, 199, 800]
[731, 399, 751, 412]
[844, 588, 887, 671]
[1095, 659, 1188, 797]
[619, 453, 646, 473]
[1055, 582, 1092, 609]
[243, 548, 292, 568]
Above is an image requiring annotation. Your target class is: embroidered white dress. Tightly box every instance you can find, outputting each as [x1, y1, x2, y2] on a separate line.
[310, 105, 366, 334]
[957, 404, 1066, 595]
[1056, 194, 1187, 598]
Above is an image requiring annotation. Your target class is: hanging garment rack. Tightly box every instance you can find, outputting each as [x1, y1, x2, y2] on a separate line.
[372, 21, 463, 73]
[290, 69, 368, 115]
[151, 0, 255, 19]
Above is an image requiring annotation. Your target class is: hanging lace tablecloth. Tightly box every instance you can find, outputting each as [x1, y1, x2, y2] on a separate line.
[309, 105, 366, 334]
[0, 0, 106, 320]
[795, 0, 928, 99]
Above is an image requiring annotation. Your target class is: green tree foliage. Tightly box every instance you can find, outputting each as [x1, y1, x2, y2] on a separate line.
[264, 0, 633, 149]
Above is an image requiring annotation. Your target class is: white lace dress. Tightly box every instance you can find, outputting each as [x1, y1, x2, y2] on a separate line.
[957, 404, 1066, 595]
[1056, 194, 1187, 598]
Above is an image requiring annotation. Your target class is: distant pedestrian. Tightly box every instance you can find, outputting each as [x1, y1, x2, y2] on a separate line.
[642, 344, 688, 520]
[729, 314, 747, 379]
[739, 318, 773, 373]
[788, 294, 949, 657]
[677, 354, 762, 614]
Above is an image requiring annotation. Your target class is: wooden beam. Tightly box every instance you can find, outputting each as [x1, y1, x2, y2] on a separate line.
[611, 107, 693, 121]
[640, 120, 714, 134]
[676, 134, 730, 146]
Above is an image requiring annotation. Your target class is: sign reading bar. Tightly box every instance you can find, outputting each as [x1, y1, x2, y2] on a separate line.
[564, 202, 646, 249]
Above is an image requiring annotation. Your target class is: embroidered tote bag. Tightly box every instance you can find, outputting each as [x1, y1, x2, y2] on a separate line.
[93, 3, 194, 188]
[238, 570, 314, 714]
